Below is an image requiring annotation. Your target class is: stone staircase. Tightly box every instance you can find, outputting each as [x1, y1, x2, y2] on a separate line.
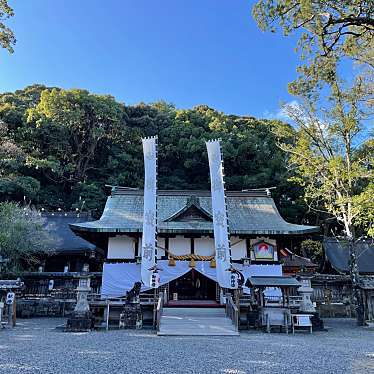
[157, 307, 239, 336]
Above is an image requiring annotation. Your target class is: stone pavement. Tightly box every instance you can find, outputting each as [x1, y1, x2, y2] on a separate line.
[0, 318, 373, 374]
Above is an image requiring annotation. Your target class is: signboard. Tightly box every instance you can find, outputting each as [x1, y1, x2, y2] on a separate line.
[6, 292, 15, 305]
[230, 273, 239, 288]
[150, 271, 160, 288]
[253, 241, 274, 260]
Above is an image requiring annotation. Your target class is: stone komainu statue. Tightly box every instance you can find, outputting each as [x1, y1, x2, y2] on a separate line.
[120, 282, 143, 329]
[125, 281, 142, 303]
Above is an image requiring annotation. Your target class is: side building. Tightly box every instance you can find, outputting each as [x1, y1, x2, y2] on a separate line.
[71, 187, 320, 300]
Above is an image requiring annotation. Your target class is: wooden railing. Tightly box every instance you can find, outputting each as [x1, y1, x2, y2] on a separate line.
[87, 293, 155, 305]
[225, 294, 239, 332]
[156, 293, 164, 332]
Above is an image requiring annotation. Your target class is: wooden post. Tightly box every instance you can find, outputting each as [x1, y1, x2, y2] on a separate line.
[12, 297, 16, 327]
[153, 287, 157, 328]
[106, 300, 110, 331]
[7, 304, 12, 328]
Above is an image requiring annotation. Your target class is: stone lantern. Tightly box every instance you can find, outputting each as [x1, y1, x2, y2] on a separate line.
[66, 274, 92, 331]
[297, 273, 316, 313]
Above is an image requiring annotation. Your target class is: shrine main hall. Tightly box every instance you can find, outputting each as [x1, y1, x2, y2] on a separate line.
[71, 187, 319, 301]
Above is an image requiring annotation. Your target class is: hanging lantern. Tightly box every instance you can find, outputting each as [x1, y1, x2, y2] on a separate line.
[210, 258, 216, 268]
[168, 257, 176, 266]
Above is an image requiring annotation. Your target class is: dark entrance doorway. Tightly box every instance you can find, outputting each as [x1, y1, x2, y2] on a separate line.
[168, 269, 217, 301]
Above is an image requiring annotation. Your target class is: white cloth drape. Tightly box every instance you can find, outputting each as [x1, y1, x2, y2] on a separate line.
[101, 261, 282, 297]
[141, 136, 157, 287]
[206, 140, 233, 288]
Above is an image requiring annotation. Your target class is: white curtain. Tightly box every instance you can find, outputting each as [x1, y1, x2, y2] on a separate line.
[101, 261, 282, 297]
[141, 136, 157, 287]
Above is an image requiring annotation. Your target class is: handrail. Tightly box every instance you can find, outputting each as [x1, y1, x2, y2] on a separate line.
[156, 292, 164, 332]
[225, 293, 239, 332]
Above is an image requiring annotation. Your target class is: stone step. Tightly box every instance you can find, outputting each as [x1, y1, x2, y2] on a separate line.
[158, 307, 239, 336]
[158, 331, 239, 336]
[162, 308, 226, 317]
[161, 322, 234, 329]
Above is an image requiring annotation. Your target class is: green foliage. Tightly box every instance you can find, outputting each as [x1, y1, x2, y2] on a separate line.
[0, 0, 15, 54]
[0, 85, 308, 222]
[0, 202, 51, 274]
[253, 1, 373, 239]
[300, 239, 323, 265]
[252, 1, 374, 97]
[275, 97, 373, 238]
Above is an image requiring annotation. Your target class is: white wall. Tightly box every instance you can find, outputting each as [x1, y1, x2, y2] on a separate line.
[231, 236, 247, 260]
[169, 236, 191, 255]
[194, 237, 215, 256]
[157, 237, 166, 259]
[108, 236, 135, 259]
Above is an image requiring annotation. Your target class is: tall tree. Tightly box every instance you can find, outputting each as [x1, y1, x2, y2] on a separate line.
[0, 0, 15, 54]
[276, 94, 373, 323]
[253, 0, 374, 324]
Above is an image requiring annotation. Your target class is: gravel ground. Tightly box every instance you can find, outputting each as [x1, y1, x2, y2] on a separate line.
[0, 318, 373, 374]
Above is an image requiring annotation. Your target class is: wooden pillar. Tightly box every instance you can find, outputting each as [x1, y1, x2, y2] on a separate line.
[12, 297, 16, 327]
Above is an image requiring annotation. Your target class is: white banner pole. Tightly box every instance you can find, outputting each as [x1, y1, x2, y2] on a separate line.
[141, 136, 158, 287]
[206, 139, 236, 289]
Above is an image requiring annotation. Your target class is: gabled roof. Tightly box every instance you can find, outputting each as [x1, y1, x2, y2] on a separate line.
[324, 239, 374, 275]
[43, 213, 96, 253]
[164, 195, 212, 222]
[280, 248, 318, 270]
[70, 188, 319, 235]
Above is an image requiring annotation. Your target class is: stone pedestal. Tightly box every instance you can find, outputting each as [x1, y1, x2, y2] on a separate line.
[119, 303, 143, 329]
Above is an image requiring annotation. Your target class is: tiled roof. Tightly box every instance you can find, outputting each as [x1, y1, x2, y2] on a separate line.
[324, 239, 374, 274]
[246, 276, 301, 288]
[43, 213, 96, 253]
[70, 188, 319, 235]
[280, 248, 318, 269]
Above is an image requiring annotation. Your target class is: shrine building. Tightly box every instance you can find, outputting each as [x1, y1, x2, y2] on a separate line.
[71, 187, 319, 301]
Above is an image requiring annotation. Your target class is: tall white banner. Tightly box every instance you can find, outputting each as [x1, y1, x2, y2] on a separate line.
[206, 140, 234, 289]
[141, 136, 158, 287]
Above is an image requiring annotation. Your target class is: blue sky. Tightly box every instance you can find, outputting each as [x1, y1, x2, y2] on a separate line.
[0, 0, 300, 118]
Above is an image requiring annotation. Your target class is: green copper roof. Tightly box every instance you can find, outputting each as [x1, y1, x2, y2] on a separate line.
[70, 189, 319, 235]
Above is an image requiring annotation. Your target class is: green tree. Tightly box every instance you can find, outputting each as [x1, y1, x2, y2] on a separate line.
[276, 94, 373, 324]
[0, 0, 15, 54]
[25, 88, 126, 208]
[300, 239, 323, 266]
[252, 1, 374, 97]
[0, 202, 51, 275]
[253, 0, 373, 324]
[0, 85, 307, 222]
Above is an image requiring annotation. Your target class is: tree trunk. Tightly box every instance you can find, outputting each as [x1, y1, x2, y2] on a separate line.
[347, 229, 364, 325]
